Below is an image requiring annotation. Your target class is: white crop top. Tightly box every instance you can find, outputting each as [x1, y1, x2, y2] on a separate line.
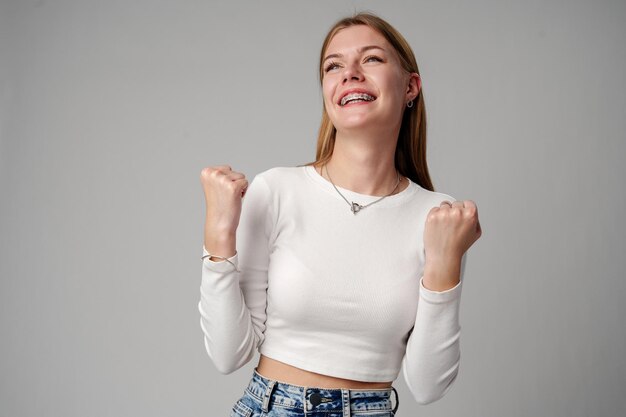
[198, 165, 466, 404]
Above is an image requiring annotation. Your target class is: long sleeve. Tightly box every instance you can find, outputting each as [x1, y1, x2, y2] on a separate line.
[197, 175, 274, 374]
[401, 194, 468, 404]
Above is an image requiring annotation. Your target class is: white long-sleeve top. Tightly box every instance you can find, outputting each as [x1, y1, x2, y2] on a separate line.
[199, 165, 466, 404]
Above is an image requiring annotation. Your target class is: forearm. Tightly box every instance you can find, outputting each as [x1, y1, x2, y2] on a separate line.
[402, 261, 463, 404]
[198, 248, 259, 374]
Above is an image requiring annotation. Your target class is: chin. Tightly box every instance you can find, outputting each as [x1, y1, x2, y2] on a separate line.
[333, 117, 381, 132]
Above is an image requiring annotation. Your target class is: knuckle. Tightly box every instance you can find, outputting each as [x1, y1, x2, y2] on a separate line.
[427, 211, 444, 223]
[210, 168, 224, 178]
[200, 168, 214, 182]
[464, 207, 477, 218]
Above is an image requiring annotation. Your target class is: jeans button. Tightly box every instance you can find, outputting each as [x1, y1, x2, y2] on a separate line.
[310, 392, 322, 407]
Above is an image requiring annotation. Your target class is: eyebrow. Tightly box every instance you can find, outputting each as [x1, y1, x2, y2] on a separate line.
[323, 45, 386, 64]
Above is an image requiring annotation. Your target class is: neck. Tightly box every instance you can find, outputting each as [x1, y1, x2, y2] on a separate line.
[318, 128, 405, 196]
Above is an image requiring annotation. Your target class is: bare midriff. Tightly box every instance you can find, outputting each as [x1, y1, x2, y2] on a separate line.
[256, 355, 393, 389]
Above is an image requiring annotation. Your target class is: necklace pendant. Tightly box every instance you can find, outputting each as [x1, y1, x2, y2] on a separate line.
[351, 202, 363, 215]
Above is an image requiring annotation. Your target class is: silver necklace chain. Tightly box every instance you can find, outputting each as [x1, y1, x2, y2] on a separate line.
[323, 163, 401, 215]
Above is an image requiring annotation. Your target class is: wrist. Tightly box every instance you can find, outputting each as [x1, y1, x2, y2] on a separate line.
[422, 257, 462, 291]
[204, 231, 236, 260]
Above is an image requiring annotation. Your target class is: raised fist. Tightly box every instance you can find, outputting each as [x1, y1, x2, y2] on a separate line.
[200, 165, 249, 236]
[423, 199, 482, 263]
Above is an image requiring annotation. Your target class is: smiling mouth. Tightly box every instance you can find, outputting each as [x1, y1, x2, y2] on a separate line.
[340, 93, 377, 106]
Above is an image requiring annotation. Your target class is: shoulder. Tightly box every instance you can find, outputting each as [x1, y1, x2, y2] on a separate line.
[244, 166, 307, 213]
[241, 167, 302, 215]
[412, 184, 457, 207]
[253, 165, 307, 187]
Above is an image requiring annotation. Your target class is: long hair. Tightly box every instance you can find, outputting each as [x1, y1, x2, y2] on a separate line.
[302, 12, 434, 192]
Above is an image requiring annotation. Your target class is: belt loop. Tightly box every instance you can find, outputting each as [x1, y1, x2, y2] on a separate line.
[303, 386, 308, 417]
[391, 386, 399, 415]
[261, 379, 277, 413]
[342, 388, 351, 417]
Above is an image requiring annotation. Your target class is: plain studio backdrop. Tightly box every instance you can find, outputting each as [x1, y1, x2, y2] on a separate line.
[1, 0, 625, 416]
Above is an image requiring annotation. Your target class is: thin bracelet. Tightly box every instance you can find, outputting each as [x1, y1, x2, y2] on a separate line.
[201, 253, 240, 273]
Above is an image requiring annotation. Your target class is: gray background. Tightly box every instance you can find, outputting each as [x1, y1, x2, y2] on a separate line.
[1, 0, 624, 416]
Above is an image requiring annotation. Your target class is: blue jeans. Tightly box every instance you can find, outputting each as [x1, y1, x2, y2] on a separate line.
[229, 367, 399, 417]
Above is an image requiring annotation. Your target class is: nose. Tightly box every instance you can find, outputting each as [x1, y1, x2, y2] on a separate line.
[342, 62, 364, 83]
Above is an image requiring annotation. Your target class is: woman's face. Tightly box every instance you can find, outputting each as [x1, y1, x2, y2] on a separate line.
[321, 25, 418, 134]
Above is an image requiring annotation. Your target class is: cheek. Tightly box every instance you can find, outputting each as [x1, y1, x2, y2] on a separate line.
[322, 84, 335, 107]
[382, 78, 407, 105]
[380, 67, 406, 93]
[392, 72, 409, 98]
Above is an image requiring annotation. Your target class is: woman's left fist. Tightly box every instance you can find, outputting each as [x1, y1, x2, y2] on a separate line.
[423, 199, 482, 263]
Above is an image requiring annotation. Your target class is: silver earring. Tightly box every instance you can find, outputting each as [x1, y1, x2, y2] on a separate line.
[406, 100, 414, 108]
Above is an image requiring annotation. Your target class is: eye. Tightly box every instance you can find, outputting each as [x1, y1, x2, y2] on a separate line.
[324, 61, 341, 73]
[364, 55, 383, 63]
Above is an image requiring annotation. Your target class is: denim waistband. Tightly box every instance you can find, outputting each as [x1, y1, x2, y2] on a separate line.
[245, 367, 399, 416]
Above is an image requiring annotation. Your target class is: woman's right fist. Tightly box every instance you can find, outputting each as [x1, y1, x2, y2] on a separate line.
[200, 165, 249, 235]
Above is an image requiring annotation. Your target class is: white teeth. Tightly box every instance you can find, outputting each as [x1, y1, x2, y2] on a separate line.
[341, 93, 376, 106]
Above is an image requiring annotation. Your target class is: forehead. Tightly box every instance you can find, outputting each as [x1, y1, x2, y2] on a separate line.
[325, 25, 392, 55]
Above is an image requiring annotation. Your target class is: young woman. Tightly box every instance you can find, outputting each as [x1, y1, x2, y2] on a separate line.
[199, 12, 482, 417]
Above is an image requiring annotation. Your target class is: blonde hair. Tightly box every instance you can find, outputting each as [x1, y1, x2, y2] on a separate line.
[302, 11, 434, 192]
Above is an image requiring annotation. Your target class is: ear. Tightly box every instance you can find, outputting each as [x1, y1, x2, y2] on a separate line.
[405, 72, 421, 102]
